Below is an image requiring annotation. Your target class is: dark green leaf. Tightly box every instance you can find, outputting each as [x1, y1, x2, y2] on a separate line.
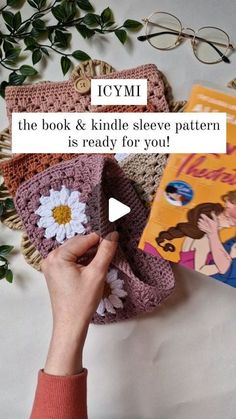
[0, 81, 9, 99]
[0, 203, 4, 217]
[7, 0, 19, 6]
[101, 7, 112, 24]
[76, 24, 95, 39]
[6, 270, 13, 283]
[104, 21, 115, 28]
[24, 36, 37, 47]
[13, 11, 22, 30]
[0, 256, 7, 264]
[72, 50, 90, 61]
[123, 19, 142, 30]
[0, 267, 7, 280]
[41, 47, 49, 56]
[83, 13, 100, 26]
[63, 2, 76, 20]
[30, 27, 40, 38]
[2, 11, 14, 28]
[27, 0, 38, 8]
[0, 245, 14, 256]
[5, 47, 21, 61]
[16, 22, 31, 35]
[54, 30, 71, 48]
[61, 56, 71, 75]
[32, 49, 42, 64]
[32, 19, 45, 31]
[3, 40, 14, 53]
[9, 72, 26, 85]
[77, 0, 94, 12]
[115, 29, 127, 44]
[52, 5, 68, 21]
[5, 198, 15, 210]
[19, 65, 38, 76]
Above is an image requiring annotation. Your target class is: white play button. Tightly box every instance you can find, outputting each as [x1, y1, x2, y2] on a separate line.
[108, 198, 131, 222]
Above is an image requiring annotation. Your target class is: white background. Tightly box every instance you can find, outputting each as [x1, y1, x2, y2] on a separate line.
[1, 0, 236, 418]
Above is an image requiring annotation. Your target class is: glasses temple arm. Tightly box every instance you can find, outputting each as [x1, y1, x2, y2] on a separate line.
[137, 31, 230, 62]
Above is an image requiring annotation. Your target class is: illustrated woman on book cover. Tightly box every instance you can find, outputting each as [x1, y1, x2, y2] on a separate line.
[155, 191, 236, 287]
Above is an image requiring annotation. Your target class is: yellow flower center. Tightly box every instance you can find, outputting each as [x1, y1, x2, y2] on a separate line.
[103, 281, 111, 298]
[52, 205, 72, 225]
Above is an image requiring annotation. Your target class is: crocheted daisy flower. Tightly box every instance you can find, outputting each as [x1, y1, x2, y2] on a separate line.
[96, 268, 128, 316]
[35, 186, 87, 243]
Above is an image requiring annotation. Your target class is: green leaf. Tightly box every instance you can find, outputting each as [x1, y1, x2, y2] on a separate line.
[5, 47, 21, 61]
[41, 47, 49, 56]
[5, 198, 15, 210]
[6, 270, 13, 283]
[101, 7, 112, 24]
[0, 203, 4, 217]
[52, 5, 65, 21]
[115, 29, 127, 44]
[27, 0, 38, 8]
[13, 11, 22, 30]
[19, 65, 38, 76]
[24, 36, 37, 48]
[16, 22, 31, 35]
[32, 19, 45, 31]
[54, 30, 71, 48]
[83, 13, 100, 27]
[9, 72, 26, 85]
[3, 40, 14, 53]
[7, 0, 20, 6]
[2, 11, 14, 28]
[0, 245, 14, 257]
[0, 256, 7, 264]
[32, 49, 42, 64]
[123, 19, 142, 30]
[72, 50, 91, 61]
[0, 81, 9, 99]
[77, 0, 94, 12]
[76, 24, 95, 39]
[0, 267, 7, 280]
[61, 56, 71, 75]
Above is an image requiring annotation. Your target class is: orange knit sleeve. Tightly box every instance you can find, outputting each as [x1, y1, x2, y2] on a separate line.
[30, 369, 88, 419]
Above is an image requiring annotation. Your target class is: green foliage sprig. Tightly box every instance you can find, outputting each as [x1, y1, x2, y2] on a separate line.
[0, 245, 14, 283]
[0, 0, 142, 97]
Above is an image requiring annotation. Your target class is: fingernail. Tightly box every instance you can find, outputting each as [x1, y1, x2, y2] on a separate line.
[105, 231, 119, 242]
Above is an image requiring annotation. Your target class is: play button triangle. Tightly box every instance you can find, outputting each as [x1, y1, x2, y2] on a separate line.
[108, 198, 131, 222]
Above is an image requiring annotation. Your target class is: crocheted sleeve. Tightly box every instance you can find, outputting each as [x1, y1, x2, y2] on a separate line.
[30, 369, 88, 419]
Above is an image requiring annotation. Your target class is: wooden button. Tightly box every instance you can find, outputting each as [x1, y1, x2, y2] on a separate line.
[74, 77, 90, 94]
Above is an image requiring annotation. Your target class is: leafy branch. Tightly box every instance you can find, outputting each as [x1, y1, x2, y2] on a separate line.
[0, 0, 143, 96]
[0, 245, 14, 283]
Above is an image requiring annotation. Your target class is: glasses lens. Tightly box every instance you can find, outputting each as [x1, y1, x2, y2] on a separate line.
[146, 12, 182, 49]
[193, 27, 229, 63]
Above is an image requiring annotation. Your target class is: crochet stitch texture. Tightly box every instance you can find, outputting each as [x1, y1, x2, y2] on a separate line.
[14, 155, 175, 324]
[6, 64, 169, 125]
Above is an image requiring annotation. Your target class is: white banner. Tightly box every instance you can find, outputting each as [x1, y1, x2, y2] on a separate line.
[12, 112, 226, 154]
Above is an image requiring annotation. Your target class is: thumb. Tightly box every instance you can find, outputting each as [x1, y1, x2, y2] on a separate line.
[90, 232, 119, 273]
[211, 211, 218, 223]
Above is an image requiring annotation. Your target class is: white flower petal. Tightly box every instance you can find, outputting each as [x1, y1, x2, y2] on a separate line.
[96, 299, 105, 316]
[35, 205, 52, 217]
[60, 186, 70, 205]
[65, 223, 75, 239]
[110, 279, 124, 290]
[71, 211, 87, 224]
[70, 202, 86, 213]
[37, 216, 55, 228]
[39, 196, 52, 206]
[56, 225, 66, 243]
[45, 223, 59, 239]
[107, 268, 118, 283]
[112, 288, 128, 298]
[109, 294, 124, 309]
[50, 190, 61, 207]
[67, 191, 79, 206]
[70, 220, 85, 234]
[104, 298, 116, 314]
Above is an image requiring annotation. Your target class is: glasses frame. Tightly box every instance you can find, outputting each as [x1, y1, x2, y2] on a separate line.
[139, 11, 234, 64]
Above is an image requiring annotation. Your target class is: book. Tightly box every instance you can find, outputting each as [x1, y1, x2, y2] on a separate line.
[139, 84, 236, 287]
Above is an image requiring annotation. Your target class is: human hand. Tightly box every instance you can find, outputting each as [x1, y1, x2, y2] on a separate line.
[42, 232, 118, 376]
[197, 212, 219, 236]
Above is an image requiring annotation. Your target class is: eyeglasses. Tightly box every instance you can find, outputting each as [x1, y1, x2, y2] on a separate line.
[137, 12, 234, 64]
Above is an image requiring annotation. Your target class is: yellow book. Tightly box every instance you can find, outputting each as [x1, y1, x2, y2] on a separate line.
[139, 84, 236, 286]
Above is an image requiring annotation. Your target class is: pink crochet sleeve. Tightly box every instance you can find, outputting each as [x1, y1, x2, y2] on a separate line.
[30, 369, 88, 419]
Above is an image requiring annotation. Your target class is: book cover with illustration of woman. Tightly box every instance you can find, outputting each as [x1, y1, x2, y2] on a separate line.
[139, 85, 236, 287]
